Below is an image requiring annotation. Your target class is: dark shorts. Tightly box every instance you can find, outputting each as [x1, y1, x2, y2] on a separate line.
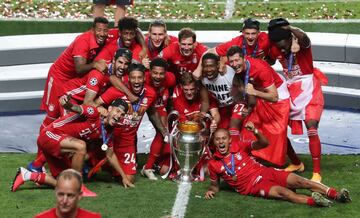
[93, 0, 133, 6]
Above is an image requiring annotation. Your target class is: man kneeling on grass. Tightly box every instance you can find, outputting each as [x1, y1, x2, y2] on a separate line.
[204, 125, 351, 207]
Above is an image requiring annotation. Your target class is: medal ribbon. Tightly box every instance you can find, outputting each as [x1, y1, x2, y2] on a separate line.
[242, 39, 258, 58]
[131, 90, 145, 114]
[243, 60, 251, 99]
[287, 52, 294, 76]
[101, 119, 112, 145]
[221, 154, 236, 176]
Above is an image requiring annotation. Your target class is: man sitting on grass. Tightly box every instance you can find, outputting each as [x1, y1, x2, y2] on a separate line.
[204, 126, 351, 207]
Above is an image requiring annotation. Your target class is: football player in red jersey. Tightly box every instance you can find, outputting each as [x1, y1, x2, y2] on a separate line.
[268, 18, 327, 182]
[205, 128, 351, 207]
[12, 98, 134, 195]
[141, 20, 178, 69]
[142, 58, 176, 180]
[33, 17, 111, 174]
[34, 169, 101, 218]
[226, 45, 290, 167]
[95, 63, 169, 184]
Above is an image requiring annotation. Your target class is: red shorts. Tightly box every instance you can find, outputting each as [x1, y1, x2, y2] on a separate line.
[218, 105, 234, 129]
[37, 131, 70, 177]
[250, 168, 290, 198]
[113, 136, 137, 175]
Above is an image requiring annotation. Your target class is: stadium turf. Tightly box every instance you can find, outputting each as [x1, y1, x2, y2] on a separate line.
[2, 153, 359, 218]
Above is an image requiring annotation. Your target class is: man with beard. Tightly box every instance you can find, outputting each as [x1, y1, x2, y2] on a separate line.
[142, 58, 176, 180]
[159, 27, 208, 81]
[34, 169, 101, 218]
[32, 17, 111, 174]
[96, 17, 147, 104]
[205, 128, 351, 207]
[12, 98, 134, 195]
[95, 63, 168, 183]
[267, 18, 327, 183]
[226, 45, 290, 167]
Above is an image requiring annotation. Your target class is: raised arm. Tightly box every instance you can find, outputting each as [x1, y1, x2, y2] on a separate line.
[244, 121, 269, 150]
[74, 57, 107, 76]
[59, 95, 82, 114]
[245, 83, 279, 103]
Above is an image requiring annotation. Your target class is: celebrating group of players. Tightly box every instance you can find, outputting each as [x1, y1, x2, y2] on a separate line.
[11, 15, 351, 207]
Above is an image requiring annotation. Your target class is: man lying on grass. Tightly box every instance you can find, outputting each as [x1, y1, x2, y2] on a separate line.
[204, 124, 351, 207]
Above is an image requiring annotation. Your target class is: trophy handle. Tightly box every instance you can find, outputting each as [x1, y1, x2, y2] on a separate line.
[161, 111, 180, 179]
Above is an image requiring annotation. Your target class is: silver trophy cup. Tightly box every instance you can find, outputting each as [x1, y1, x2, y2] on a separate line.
[170, 120, 204, 183]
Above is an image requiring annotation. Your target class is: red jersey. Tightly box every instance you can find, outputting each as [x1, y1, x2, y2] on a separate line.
[269, 45, 314, 79]
[215, 32, 270, 59]
[172, 85, 218, 122]
[52, 30, 111, 81]
[43, 105, 101, 141]
[208, 141, 265, 195]
[95, 31, 143, 63]
[61, 69, 110, 102]
[145, 71, 176, 116]
[34, 207, 101, 218]
[146, 35, 178, 60]
[159, 42, 207, 80]
[99, 85, 156, 141]
[243, 58, 283, 89]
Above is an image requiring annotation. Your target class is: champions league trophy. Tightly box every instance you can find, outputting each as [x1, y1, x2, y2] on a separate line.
[168, 111, 209, 183]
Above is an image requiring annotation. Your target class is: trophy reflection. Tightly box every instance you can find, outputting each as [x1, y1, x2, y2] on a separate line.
[168, 111, 208, 183]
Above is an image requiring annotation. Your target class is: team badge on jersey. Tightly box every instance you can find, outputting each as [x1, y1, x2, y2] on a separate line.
[192, 57, 198, 64]
[87, 107, 95, 115]
[89, 78, 98, 86]
[236, 153, 242, 161]
[143, 97, 148, 104]
[48, 103, 55, 112]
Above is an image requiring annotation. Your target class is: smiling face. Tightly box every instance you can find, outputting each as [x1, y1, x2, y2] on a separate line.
[179, 37, 195, 57]
[129, 70, 145, 95]
[202, 58, 219, 81]
[213, 129, 231, 155]
[93, 22, 109, 46]
[149, 26, 167, 49]
[106, 106, 126, 126]
[228, 53, 245, 74]
[55, 177, 81, 216]
[150, 66, 166, 88]
[242, 28, 259, 47]
[120, 29, 136, 48]
[113, 56, 131, 77]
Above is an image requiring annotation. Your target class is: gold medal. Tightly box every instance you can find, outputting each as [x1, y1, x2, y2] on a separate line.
[232, 175, 237, 181]
[133, 112, 138, 119]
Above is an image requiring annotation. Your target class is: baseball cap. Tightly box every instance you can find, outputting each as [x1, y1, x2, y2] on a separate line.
[114, 48, 132, 61]
[110, 98, 129, 113]
[241, 18, 260, 32]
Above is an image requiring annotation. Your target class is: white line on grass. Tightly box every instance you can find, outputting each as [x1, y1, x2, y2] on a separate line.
[171, 181, 192, 218]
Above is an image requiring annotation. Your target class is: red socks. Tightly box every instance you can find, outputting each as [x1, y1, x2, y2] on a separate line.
[30, 172, 46, 185]
[307, 127, 321, 173]
[307, 197, 316, 206]
[144, 132, 163, 170]
[286, 138, 302, 165]
[326, 188, 338, 200]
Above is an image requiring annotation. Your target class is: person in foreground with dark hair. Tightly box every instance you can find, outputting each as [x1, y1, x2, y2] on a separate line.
[205, 127, 351, 207]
